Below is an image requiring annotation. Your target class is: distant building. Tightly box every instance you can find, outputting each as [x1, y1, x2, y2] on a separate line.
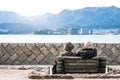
[80, 28, 93, 35]
[68, 28, 78, 35]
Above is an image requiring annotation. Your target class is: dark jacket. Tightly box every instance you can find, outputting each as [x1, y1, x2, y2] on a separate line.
[60, 51, 76, 56]
[76, 48, 97, 59]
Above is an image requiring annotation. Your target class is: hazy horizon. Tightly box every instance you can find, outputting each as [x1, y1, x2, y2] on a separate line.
[0, 0, 120, 16]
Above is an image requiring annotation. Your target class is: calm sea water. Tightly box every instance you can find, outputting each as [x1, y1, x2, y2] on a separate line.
[0, 35, 120, 43]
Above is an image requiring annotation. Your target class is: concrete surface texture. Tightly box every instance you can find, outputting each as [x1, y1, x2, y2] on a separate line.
[0, 65, 120, 80]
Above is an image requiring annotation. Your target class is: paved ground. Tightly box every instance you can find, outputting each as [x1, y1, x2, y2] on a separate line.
[0, 65, 120, 80]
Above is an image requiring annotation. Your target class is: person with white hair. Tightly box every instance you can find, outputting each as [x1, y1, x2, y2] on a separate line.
[76, 41, 97, 59]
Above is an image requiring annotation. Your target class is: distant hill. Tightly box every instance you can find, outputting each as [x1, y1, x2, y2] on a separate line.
[0, 6, 120, 34]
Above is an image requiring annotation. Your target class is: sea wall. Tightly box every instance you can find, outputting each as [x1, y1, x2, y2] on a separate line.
[0, 43, 120, 65]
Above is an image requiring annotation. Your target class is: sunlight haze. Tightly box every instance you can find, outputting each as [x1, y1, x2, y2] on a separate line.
[0, 0, 120, 16]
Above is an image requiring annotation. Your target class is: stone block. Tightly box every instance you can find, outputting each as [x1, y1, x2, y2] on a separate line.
[18, 53, 28, 62]
[27, 54, 36, 62]
[1, 43, 9, 47]
[26, 43, 35, 50]
[45, 43, 52, 49]
[31, 48, 41, 56]
[36, 43, 45, 49]
[14, 46, 24, 56]
[5, 59, 12, 64]
[1, 53, 10, 62]
[50, 47, 58, 56]
[22, 60, 30, 65]
[0, 47, 6, 58]
[9, 43, 18, 48]
[30, 59, 39, 65]
[21, 47, 32, 56]
[36, 54, 44, 63]
[106, 44, 113, 49]
[5, 44, 15, 55]
[18, 43, 26, 47]
[103, 48, 113, 56]
[10, 53, 18, 61]
[40, 60, 48, 65]
[40, 47, 49, 56]
[97, 44, 105, 49]
[13, 60, 21, 65]
[44, 53, 55, 64]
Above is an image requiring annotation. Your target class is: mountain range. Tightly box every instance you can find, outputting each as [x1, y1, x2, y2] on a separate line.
[0, 6, 120, 34]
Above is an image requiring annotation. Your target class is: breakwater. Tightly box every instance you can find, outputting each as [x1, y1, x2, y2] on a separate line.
[0, 43, 120, 65]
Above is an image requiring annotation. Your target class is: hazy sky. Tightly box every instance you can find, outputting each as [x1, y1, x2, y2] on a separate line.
[0, 0, 120, 16]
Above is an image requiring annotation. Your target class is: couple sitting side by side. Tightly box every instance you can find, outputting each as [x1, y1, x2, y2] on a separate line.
[52, 42, 97, 74]
[60, 42, 97, 59]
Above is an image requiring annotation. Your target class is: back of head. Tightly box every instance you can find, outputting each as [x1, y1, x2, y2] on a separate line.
[64, 42, 74, 52]
[84, 41, 93, 48]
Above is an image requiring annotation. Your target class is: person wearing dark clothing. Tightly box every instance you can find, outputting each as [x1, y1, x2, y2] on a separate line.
[76, 48, 97, 59]
[52, 42, 75, 74]
[76, 42, 97, 59]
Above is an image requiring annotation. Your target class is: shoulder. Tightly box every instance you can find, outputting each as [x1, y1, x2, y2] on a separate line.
[60, 51, 75, 56]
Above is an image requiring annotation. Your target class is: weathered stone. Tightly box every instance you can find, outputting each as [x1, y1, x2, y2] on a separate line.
[18, 53, 28, 62]
[10, 53, 18, 61]
[22, 60, 30, 65]
[21, 46, 32, 56]
[18, 43, 26, 46]
[74, 43, 81, 51]
[108, 47, 120, 63]
[93, 43, 98, 47]
[1, 43, 9, 47]
[0, 43, 120, 65]
[13, 60, 21, 65]
[5, 59, 12, 64]
[45, 43, 52, 49]
[96, 47, 102, 56]
[26, 43, 35, 50]
[31, 47, 41, 56]
[103, 48, 113, 56]
[30, 59, 39, 65]
[5, 44, 15, 56]
[115, 44, 120, 50]
[0, 47, 6, 58]
[36, 54, 44, 63]
[106, 44, 113, 49]
[40, 60, 48, 65]
[36, 43, 45, 49]
[110, 60, 120, 65]
[27, 54, 36, 62]
[99, 52, 107, 57]
[50, 47, 58, 56]
[9, 43, 18, 48]
[44, 53, 55, 64]
[98, 44, 106, 49]
[1, 53, 10, 62]
[14, 46, 24, 56]
[40, 46, 49, 56]
[80, 43, 84, 48]
[111, 47, 119, 54]
[52, 43, 62, 49]
[115, 55, 120, 64]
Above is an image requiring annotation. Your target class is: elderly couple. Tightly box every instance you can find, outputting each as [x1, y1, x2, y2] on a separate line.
[60, 42, 97, 59]
[52, 42, 97, 74]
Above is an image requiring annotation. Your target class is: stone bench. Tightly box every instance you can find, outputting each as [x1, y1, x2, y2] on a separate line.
[57, 56, 107, 74]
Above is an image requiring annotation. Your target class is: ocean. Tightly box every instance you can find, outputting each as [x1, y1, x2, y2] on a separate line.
[0, 35, 120, 43]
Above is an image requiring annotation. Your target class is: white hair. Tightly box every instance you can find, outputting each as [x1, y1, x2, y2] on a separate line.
[84, 41, 93, 48]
